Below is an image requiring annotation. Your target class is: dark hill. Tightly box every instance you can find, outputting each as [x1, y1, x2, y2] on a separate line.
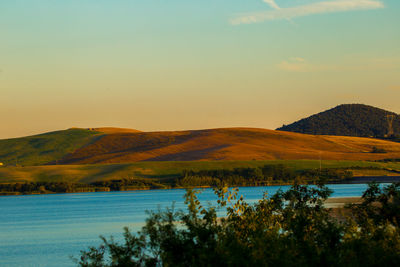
[277, 104, 400, 138]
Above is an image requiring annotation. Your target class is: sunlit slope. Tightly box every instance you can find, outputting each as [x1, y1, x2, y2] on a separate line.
[1, 160, 399, 184]
[2, 127, 400, 166]
[0, 128, 102, 166]
[58, 128, 400, 164]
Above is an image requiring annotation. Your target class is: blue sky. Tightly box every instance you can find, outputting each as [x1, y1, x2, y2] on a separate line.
[0, 0, 399, 138]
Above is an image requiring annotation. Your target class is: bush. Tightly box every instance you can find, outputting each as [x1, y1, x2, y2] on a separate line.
[371, 146, 387, 153]
[76, 183, 400, 267]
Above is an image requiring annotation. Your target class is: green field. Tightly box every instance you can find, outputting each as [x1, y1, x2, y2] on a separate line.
[1, 160, 399, 184]
[0, 128, 102, 166]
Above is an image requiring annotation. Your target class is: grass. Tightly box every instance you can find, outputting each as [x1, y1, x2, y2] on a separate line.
[1, 160, 399, 184]
[2, 127, 400, 166]
[0, 128, 102, 166]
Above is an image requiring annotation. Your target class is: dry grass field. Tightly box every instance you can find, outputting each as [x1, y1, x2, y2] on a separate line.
[59, 127, 400, 164]
[1, 160, 400, 184]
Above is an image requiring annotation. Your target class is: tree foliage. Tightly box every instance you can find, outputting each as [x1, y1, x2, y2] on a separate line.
[177, 166, 352, 187]
[1, 166, 354, 195]
[77, 183, 400, 266]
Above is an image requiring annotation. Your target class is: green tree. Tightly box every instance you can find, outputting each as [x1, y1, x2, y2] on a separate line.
[76, 183, 400, 267]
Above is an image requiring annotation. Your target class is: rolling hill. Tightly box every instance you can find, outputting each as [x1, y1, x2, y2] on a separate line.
[0, 128, 102, 166]
[57, 128, 400, 164]
[0, 127, 141, 166]
[2, 126, 400, 166]
[277, 104, 400, 138]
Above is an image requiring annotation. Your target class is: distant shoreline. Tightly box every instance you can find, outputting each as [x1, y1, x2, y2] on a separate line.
[0, 176, 398, 196]
[338, 176, 400, 184]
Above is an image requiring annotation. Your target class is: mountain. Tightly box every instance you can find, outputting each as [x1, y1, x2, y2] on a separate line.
[277, 104, 400, 138]
[1, 126, 400, 166]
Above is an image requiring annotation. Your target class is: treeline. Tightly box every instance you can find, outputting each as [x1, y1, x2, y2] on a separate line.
[176, 165, 352, 187]
[0, 182, 107, 195]
[0, 178, 168, 195]
[0, 166, 354, 195]
[376, 158, 400, 163]
[91, 178, 169, 191]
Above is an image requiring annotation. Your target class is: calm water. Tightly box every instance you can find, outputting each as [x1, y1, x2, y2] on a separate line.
[0, 184, 386, 267]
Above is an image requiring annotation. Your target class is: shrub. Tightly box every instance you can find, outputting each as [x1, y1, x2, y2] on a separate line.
[77, 183, 400, 267]
[371, 146, 387, 153]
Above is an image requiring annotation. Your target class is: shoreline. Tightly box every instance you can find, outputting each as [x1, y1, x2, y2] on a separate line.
[0, 178, 396, 197]
[0, 190, 366, 208]
[1, 175, 399, 197]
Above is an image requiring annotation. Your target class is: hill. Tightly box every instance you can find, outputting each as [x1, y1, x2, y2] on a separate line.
[0, 128, 102, 166]
[2, 126, 400, 166]
[277, 104, 400, 138]
[58, 127, 400, 163]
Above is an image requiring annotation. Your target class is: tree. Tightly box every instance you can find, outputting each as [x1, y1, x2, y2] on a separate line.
[76, 183, 400, 267]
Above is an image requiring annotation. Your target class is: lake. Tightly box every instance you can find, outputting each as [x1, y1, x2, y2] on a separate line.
[0, 184, 386, 267]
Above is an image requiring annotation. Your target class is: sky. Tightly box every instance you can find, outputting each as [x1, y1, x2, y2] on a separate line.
[0, 0, 399, 139]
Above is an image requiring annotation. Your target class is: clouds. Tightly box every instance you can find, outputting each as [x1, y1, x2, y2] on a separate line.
[231, 0, 384, 25]
[277, 57, 331, 72]
[263, 0, 281, 10]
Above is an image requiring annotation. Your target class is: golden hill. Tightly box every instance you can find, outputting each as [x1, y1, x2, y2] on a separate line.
[58, 127, 400, 164]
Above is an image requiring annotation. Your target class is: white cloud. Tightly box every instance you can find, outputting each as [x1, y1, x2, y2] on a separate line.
[263, 0, 281, 10]
[231, 0, 384, 25]
[278, 61, 308, 72]
[278, 58, 318, 72]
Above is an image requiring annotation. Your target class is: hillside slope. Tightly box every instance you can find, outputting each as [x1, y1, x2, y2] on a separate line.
[0, 128, 102, 166]
[58, 128, 400, 164]
[277, 104, 400, 137]
[2, 127, 400, 166]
